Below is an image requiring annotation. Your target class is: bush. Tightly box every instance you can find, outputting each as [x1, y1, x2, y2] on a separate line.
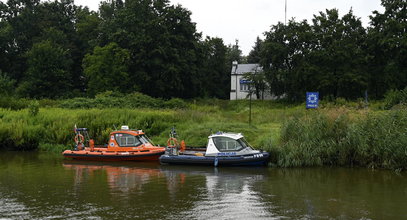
[0, 96, 30, 110]
[165, 98, 187, 109]
[28, 101, 40, 116]
[383, 87, 407, 109]
[58, 92, 187, 109]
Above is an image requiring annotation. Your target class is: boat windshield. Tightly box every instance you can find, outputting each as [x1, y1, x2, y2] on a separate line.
[238, 138, 254, 150]
[115, 133, 142, 147]
[213, 136, 246, 152]
[138, 135, 151, 144]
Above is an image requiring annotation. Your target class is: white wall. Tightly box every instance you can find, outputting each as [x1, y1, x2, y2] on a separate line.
[230, 74, 274, 100]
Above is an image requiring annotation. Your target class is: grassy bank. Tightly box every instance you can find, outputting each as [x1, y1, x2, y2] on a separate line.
[267, 108, 407, 171]
[0, 97, 405, 170]
[0, 101, 292, 151]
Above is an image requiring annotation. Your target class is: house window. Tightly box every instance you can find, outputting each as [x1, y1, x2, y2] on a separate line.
[240, 83, 250, 91]
[239, 79, 252, 91]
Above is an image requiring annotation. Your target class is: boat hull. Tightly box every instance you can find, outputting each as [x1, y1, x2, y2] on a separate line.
[159, 152, 270, 166]
[63, 150, 164, 161]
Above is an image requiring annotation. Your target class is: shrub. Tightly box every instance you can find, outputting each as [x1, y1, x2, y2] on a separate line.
[165, 98, 187, 109]
[28, 101, 40, 116]
[0, 96, 30, 110]
[383, 87, 407, 109]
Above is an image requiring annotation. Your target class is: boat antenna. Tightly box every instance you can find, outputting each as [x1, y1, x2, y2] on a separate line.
[113, 124, 117, 130]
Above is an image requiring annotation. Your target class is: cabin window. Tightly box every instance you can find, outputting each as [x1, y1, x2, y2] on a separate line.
[212, 137, 244, 151]
[115, 133, 142, 147]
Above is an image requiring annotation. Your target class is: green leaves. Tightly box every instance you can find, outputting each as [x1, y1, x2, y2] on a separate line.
[83, 42, 130, 96]
[18, 40, 72, 98]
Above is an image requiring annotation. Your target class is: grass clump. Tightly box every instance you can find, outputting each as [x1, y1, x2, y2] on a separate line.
[383, 87, 407, 109]
[266, 108, 407, 170]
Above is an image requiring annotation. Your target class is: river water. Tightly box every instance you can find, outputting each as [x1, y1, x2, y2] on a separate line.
[0, 151, 406, 219]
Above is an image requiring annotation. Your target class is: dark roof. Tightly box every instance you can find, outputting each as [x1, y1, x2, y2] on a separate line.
[231, 64, 262, 75]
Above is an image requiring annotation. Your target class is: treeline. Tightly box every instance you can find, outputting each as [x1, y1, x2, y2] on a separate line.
[0, 0, 241, 99]
[0, 0, 405, 101]
[247, 0, 406, 101]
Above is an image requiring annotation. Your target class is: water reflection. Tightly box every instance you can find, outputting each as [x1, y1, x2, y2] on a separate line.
[1, 152, 406, 219]
[63, 161, 164, 193]
[62, 161, 274, 219]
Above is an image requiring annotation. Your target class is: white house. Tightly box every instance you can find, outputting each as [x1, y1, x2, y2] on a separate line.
[230, 61, 272, 100]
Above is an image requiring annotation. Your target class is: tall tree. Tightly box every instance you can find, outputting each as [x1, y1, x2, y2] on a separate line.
[82, 42, 130, 96]
[97, 0, 201, 98]
[17, 40, 72, 98]
[367, 0, 407, 98]
[247, 37, 263, 63]
[261, 9, 367, 101]
[261, 20, 315, 100]
[199, 37, 229, 98]
[310, 9, 367, 99]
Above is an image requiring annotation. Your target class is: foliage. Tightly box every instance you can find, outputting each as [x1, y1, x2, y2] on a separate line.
[0, 0, 233, 100]
[17, 40, 73, 98]
[58, 92, 187, 109]
[383, 87, 407, 109]
[83, 42, 130, 96]
[266, 109, 407, 170]
[242, 71, 268, 100]
[0, 96, 31, 110]
[28, 100, 39, 116]
[261, 9, 367, 101]
[0, 71, 16, 96]
[367, 0, 407, 99]
[198, 37, 230, 98]
[247, 36, 262, 63]
[0, 0, 405, 101]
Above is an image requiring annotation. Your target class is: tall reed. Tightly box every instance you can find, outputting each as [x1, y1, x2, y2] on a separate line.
[266, 108, 407, 170]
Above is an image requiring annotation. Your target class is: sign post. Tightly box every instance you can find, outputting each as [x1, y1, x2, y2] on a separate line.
[306, 92, 319, 109]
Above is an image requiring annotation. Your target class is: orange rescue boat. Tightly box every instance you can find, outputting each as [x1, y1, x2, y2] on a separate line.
[63, 126, 165, 161]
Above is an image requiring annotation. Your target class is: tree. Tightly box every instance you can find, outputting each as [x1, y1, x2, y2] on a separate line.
[242, 71, 268, 99]
[247, 37, 263, 63]
[97, 0, 201, 98]
[226, 39, 243, 64]
[367, 0, 407, 98]
[0, 70, 15, 96]
[199, 37, 229, 98]
[83, 42, 130, 96]
[261, 20, 315, 100]
[18, 40, 73, 98]
[310, 9, 368, 99]
[260, 9, 368, 101]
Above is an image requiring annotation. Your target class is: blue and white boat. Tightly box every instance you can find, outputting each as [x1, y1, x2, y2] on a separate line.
[159, 132, 270, 166]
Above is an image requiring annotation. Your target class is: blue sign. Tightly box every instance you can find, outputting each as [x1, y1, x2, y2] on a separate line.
[240, 79, 253, 84]
[306, 92, 319, 109]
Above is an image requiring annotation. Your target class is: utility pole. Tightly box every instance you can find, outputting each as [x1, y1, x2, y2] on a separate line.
[285, 0, 287, 25]
[249, 92, 252, 126]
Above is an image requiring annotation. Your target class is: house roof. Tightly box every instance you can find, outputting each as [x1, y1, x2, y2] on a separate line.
[231, 63, 262, 75]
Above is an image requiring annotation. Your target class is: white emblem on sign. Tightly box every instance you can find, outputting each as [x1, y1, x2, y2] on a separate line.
[110, 142, 114, 147]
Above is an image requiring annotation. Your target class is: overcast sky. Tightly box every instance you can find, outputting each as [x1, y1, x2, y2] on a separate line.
[75, 0, 384, 55]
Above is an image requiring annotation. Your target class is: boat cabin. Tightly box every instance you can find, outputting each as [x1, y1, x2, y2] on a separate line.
[103, 126, 156, 152]
[204, 132, 259, 156]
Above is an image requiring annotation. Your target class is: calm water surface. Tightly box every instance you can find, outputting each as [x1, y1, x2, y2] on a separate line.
[0, 151, 406, 219]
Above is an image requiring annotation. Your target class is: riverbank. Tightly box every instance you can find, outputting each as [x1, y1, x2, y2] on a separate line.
[0, 98, 405, 170]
